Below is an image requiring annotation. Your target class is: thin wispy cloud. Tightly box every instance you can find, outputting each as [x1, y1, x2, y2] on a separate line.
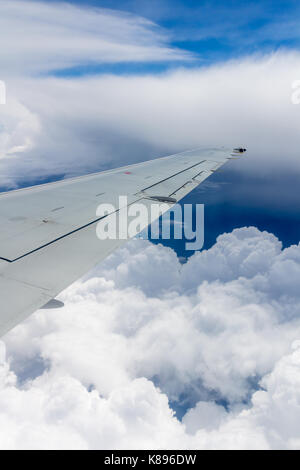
[0, 0, 192, 78]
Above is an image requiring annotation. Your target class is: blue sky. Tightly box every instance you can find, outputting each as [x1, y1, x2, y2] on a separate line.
[46, 0, 300, 75]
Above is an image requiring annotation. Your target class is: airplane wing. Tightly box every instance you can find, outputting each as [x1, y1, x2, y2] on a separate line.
[0, 147, 246, 336]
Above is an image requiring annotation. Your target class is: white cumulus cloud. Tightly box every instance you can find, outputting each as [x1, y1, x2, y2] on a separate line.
[1, 227, 300, 449]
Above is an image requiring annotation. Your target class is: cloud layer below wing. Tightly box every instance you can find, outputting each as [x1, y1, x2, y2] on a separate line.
[1, 227, 300, 449]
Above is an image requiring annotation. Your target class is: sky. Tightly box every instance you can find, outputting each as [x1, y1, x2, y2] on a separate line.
[0, 0, 300, 450]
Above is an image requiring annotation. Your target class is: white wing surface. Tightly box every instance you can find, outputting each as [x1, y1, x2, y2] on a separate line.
[0, 147, 245, 336]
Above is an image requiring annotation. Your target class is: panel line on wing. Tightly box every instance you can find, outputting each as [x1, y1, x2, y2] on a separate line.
[138, 160, 206, 193]
[2, 199, 145, 263]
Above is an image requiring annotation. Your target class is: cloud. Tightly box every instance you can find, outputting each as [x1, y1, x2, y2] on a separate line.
[186, 341, 300, 450]
[1, 227, 300, 449]
[0, 2, 300, 188]
[182, 400, 228, 433]
[1, 50, 300, 187]
[0, 1, 191, 78]
[0, 98, 40, 161]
